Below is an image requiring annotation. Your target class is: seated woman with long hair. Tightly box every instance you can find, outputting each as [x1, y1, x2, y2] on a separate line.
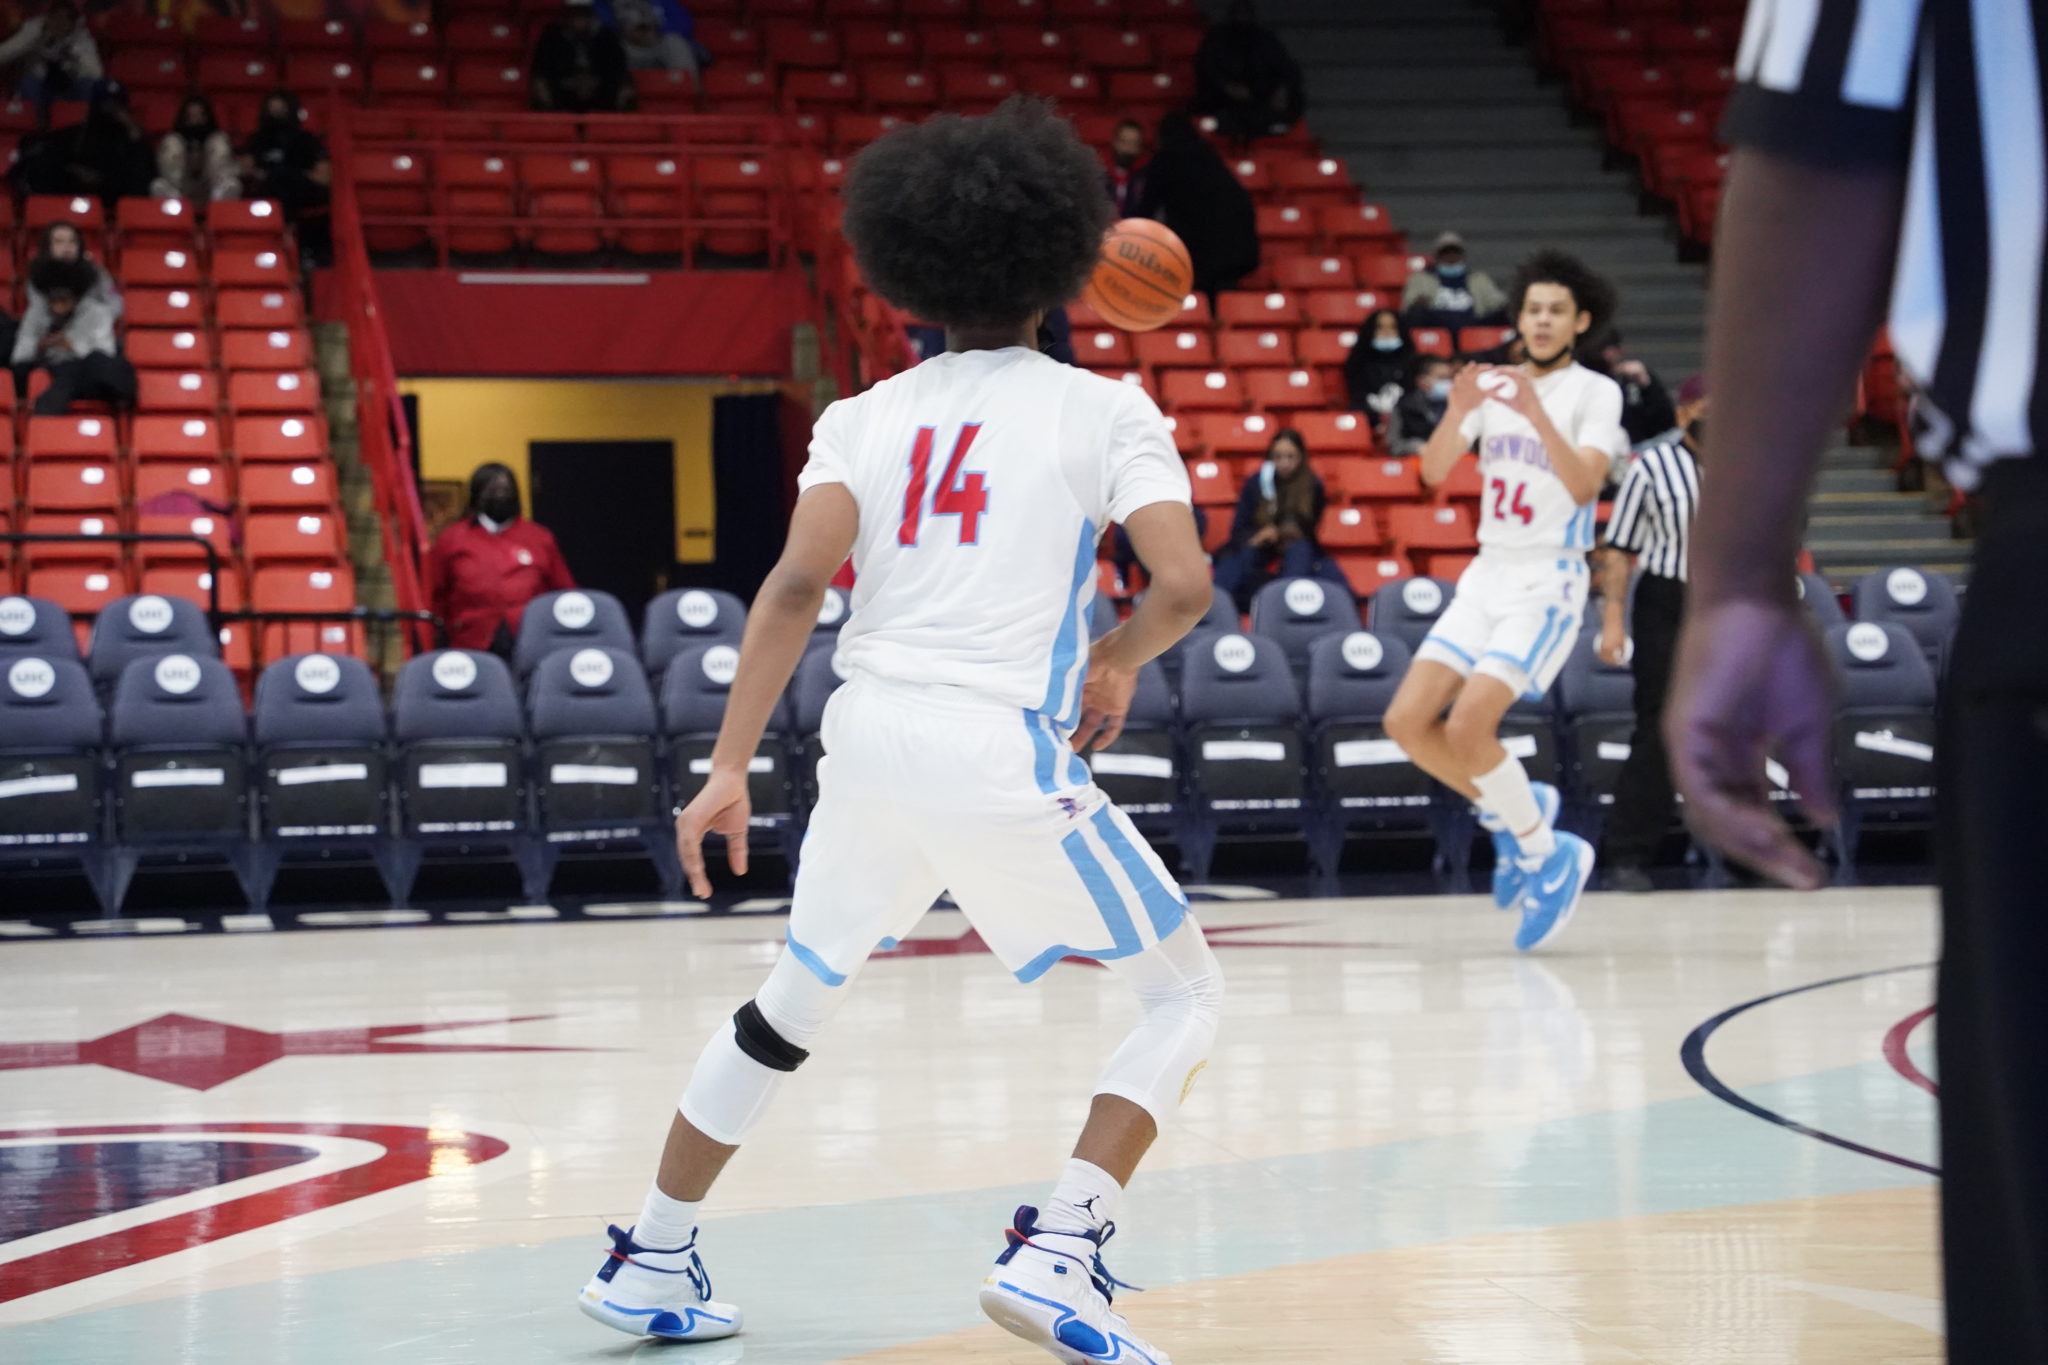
[1211, 427, 1344, 608]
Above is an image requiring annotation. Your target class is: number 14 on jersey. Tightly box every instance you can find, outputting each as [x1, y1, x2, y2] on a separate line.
[899, 423, 990, 547]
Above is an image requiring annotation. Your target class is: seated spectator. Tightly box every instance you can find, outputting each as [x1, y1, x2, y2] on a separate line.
[1195, 0, 1305, 142]
[0, 0, 101, 122]
[427, 463, 576, 656]
[1387, 356, 1453, 456]
[29, 220, 121, 319]
[532, 0, 635, 113]
[1105, 119, 1148, 218]
[13, 80, 153, 205]
[1212, 428, 1344, 608]
[1137, 112, 1260, 299]
[603, 0, 703, 74]
[153, 95, 239, 203]
[13, 256, 135, 415]
[242, 90, 331, 265]
[1402, 231, 1507, 329]
[1592, 329, 1678, 448]
[1343, 307, 1411, 418]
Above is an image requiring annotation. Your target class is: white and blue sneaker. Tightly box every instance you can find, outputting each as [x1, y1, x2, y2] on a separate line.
[980, 1205, 1172, 1364]
[577, 1223, 743, 1341]
[1515, 831, 1595, 952]
[1483, 781, 1561, 910]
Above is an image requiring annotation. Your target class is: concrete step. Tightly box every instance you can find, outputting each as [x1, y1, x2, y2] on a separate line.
[1806, 514, 1948, 544]
[1312, 63, 1548, 101]
[1293, 30, 1518, 66]
[1811, 538, 1970, 567]
[1345, 144, 1612, 186]
[1261, 0, 1498, 23]
[1338, 124, 1597, 153]
[1815, 467, 1901, 495]
[1820, 445, 1889, 471]
[1308, 98, 1562, 141]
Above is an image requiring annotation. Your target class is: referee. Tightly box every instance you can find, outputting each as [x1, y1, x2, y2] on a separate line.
[1594, 376, 1704, 892]
[1664, 1, 2048, 1358]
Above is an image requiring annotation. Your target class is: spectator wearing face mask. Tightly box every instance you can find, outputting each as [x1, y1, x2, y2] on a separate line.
[1402, 231, 1508, 329]
[13, 255, 135, 414]
[1212, 428, 1344, 608]
[1105, 119, 1149, 218]
[1343, 307, 1411, 418]
[0, 0, 101, 123]
[241, 90, 331, 263]
[1195, 0, 1306, 142]
[1591, 328, 1678, 449]
[1387, 357, 1455, 457]
[154, 95, 239, 203]
[427, 463, 576, 656]
[602, 0, 704, 74]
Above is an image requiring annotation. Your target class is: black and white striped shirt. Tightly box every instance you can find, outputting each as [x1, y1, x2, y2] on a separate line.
[1724, 0, 2045, 490]
[1605, 440, 1700, 581]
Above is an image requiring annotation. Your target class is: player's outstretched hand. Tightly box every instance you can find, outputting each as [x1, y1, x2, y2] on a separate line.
[1072, 646, 1137, 754]
[674, 769, 751, 900]
[1663, 598, 1839, 890]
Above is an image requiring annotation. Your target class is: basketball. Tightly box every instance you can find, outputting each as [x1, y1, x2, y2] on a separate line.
[1083, 218, 1193, 332]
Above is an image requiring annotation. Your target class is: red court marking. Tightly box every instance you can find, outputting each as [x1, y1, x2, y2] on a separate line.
[1882, 1005, 1939, 1096]
[0, 1122, 509, 1305]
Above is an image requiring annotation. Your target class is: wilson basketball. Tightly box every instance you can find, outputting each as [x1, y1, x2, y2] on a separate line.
[1084, 219, 1193, 332]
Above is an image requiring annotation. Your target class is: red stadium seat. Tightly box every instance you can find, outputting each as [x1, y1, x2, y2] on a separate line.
[125, 288, 207, 330]
[1160, 370, 1246, 412]
[135, 512, 234, 570]
[921, 27, 995, 60]
[1073, 329, 1134, 367]
[695, 155, 777, 257]
[192, 12, 270, 48]
[1245, 367, 1329, 412]
[1293, 409, 1374, 455]
[25, 413, 119, 458]
[700, 66, 777, 111]
[608, 153, 687, 256]
[521, 153, 606, 255]
[119, 247, 203, 289]
[124, 328, 216, 371]
[767, 27, 841, 67]
[234, 415, 329, 462]
[1255, 203, 1316, 245]
[1411, 327, 1455, 358]
[1218, 291, 1305, 328]
[23, 460, 122, 514]
[840, 23, 919, 61]
[832, 113, 907, 153]
[1297, 327, 1358, 370]
[1107, 70, 1190, 106]
[212, 247, 297, 290]
[228, 370, 321, 414]
[196, 52, 280, 95]
[108, 48, 187, 91]
[1384, 503, 1477, 554]
[1015, 67, 1099, 103]
[634, 68, 701, 112]
[1458, 326, 1517, 356]
[452, 59, 530, 111]
[370, 58, 450, 106]
[25, 195, 101, 237]
[366, 17, 440, 54]
[1353, 254, 1412, 293]
[864, 66, 940, 112]
[223, 329, 314, 371]
[1272, 255, 1354, 291]
[446, 16, 527, 55]
[1318, 504, 1382, 551]
[696, 19, 764, 62]
[785, 68, 860, 112]
[1204, 411, 1282, 456]
[241, 462, 338, 511]
[1346, 458, 1425, 504]
[245, 511, 348, 567]
[1227, 156, 1273, 197]
[137, 370, 222, 413]
[1271, 155, 1354, 207]
[134, 460, 232, 506]
[1320, 203, 1401, 247]
[941, 69, 1018, 113]
[275, 17, 358, 52]
[1436, 453, 1484, 504]
[1132, 329, 1215, 370]
[1077, 28, 1152, 69]
[117, 196, 201, 252]
[1163, 412, 1202, 456]
[252, 564, 362, 660]
[1304, 290, 1388, 328]
[287, 54, 368, 97]
[437, 151, 518, 255]
[140, 564, 245, 614]
[27, 566, 128, 635]
[1185, 457, 1238, 506]
[1217, 329, 1296, 368]
[133, 415, 226, 463]
[350, 150, 430, 252]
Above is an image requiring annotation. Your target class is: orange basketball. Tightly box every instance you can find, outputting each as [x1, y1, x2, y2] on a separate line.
[1083, 218, 1193, 332]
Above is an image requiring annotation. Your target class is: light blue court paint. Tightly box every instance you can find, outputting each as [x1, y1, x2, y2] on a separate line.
[1, 1061, 1934, 1364]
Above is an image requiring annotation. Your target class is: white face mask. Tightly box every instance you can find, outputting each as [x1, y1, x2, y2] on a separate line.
[1370, 335, 1402, 352]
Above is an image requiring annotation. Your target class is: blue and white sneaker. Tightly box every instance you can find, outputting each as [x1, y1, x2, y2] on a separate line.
[1515, 831, 1595, 952]
[1484, 781, 1561, 910]
[577, 1223, 743, 1341]
[979, 1205, 1172, 1364]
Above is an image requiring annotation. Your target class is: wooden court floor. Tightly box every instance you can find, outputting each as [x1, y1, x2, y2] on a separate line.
[0, 884, 1941, 1362]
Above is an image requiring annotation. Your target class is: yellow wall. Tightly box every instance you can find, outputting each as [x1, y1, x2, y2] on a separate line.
[399, 378, 776, 564]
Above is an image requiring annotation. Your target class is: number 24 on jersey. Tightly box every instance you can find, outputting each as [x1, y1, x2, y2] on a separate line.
[899, 423, 990, 547]
[1487, 477, 1534, 526]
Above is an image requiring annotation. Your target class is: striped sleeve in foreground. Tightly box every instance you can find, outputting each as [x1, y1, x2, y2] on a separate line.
[1721, 0, 1924, 167]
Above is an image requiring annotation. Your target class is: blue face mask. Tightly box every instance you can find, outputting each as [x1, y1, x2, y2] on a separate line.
[1436, 263, 1467, 282]
[1371, 335, 1402, 352]
[1428, 379, 1452, 400]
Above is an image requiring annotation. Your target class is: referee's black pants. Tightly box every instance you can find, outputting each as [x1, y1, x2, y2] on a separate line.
[1603, 572, 1685, 867]
[1939, 459, 2048, 1361]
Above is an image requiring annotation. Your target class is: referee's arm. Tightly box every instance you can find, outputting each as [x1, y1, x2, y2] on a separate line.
[1664, 0, 1920, 888]
[1595, 459, 1652, 665]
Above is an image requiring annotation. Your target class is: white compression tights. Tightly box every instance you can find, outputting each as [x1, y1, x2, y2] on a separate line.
[678, 918, 1225, 1145]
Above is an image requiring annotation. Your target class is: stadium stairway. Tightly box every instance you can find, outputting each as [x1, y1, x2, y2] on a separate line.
[312, 320, 402, 668]
[1809, 442, 1971, 584]
[1240, 0, 1708, 379]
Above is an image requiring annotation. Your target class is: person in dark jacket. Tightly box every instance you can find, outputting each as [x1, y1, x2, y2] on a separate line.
[532, 0, 635, 113]
[1136, 113, 1259, 300]
[15, 256, 134, 415]
[1592, 329, 1678, 447]
[241, 90, 331, 263]
[1211, 428, 1340, 608]
[14, 79, 153, 205]
[1105, 119, 1149, 217]
[1194, 0, 1305, 142]
[1387, 356, 1454, 456]
[1343, 307, 1412, 418]
[426, 463, 577, 655]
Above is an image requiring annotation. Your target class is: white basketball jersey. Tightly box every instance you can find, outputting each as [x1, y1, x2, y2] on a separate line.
[797, 348, 1190, 724]
[1459, 362, 1626, 552]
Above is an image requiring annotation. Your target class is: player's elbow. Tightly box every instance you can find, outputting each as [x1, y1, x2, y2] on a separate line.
[757, 565, 831, 619]
[1147, 564, 1215, 631]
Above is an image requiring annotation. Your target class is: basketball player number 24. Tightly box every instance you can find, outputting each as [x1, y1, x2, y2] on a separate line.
[1487, 477, 1534, 526]
[899, 423, 989, 547]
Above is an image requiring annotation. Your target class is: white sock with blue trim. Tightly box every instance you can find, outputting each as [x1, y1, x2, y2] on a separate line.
[1039, 1158, 1122, 1235]
[1473, 753, 1555, 868]
[634, 1186, 701, 1252]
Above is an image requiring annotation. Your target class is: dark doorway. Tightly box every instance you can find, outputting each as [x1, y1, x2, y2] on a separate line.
[528, 441, 676, 625]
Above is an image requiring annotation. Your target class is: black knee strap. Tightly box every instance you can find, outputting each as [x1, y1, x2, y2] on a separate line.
[732, 1000, 809, 1072]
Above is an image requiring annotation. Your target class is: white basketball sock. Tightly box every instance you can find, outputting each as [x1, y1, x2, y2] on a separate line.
[1473, 753, 1555, 867]
[633, 1186, 702, 1252]
[1039, 1158, 1123, 1235]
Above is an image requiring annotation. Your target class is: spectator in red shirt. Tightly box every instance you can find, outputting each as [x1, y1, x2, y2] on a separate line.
[426, 463, 575, 655]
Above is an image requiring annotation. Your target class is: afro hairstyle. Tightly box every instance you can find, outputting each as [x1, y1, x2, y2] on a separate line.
[30, 255, 95, 301]
[1509, 248, 1618, 341]
[841, 96, 1113, 332]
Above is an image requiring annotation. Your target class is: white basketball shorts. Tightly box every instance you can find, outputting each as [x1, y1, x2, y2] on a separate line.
[783, 671, 1189, 987]
[1413, 550, 1590, 701]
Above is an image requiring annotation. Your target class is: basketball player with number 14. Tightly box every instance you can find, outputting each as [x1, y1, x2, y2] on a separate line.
[1385, 250, 1629, 951]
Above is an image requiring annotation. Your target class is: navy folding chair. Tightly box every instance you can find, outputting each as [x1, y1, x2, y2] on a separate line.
[1797, 572, 1848, 632]
[249, 653, 397, 907]
[1303, 629, 1452, 877]
[512, 588, 636, 678]
[1554, 629, 1637, 843]
[389, 649, 538, 902]
[0, 595, 83, 665]
[1250, 576, 1360, 674]
[1852, 567, 1959, 675]
[1176, 630, 1305, 879]
[527, 644, 678, 897]
[105, 652, 255, 909]
[1367, 576, 1455, 652]
[1828, 621, 1938, 878]
[662, 640, 800, 873]
[88, 594, 219, 694]
[0, 653, 110, 908]
[643, 587, 747, 680]
[1084, 659, 1179, 837]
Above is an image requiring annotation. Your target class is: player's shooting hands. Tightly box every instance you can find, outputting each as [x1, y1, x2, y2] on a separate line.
[1447, 362, 1486, 414]
[1485, 366, 1545, 422]
[1072, 641, 1136, 754]
[1663, 598, 1839, 890]
[674, 768, 751, 899]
